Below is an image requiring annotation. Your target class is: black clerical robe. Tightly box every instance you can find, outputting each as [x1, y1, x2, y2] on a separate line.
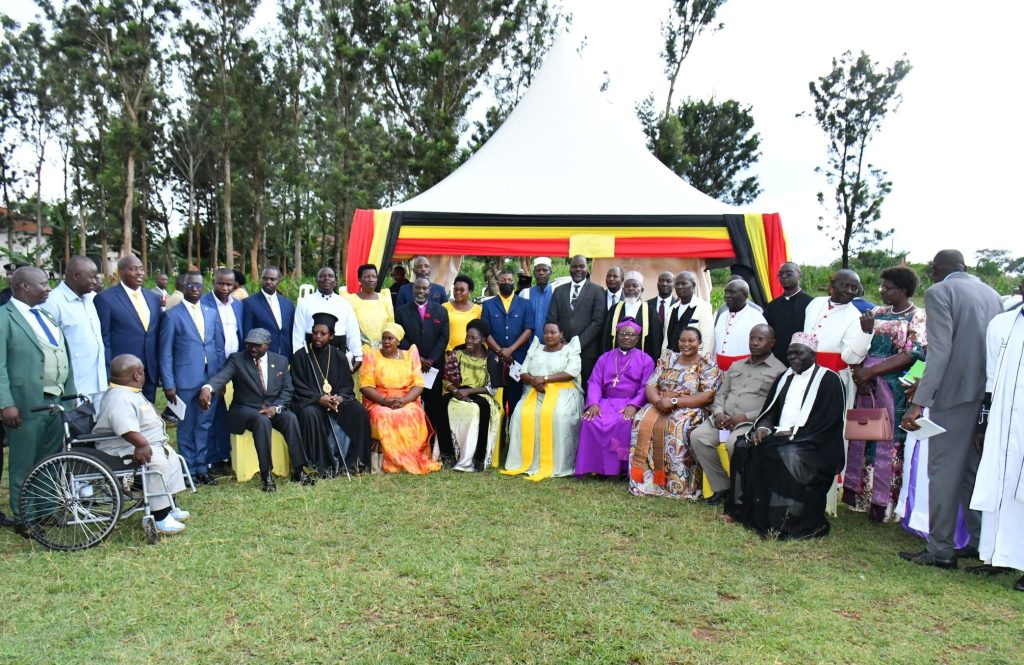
[763, 291, 814, 366]
[727, 365, 846, 539]
[291, 345, 371, 475]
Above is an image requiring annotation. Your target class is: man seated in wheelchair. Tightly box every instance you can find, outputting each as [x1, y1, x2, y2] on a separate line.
[93, 354, 192, 534]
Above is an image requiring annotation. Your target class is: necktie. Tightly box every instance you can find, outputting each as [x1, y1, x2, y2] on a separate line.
[29, 308, 59, 346]
[570, 283, 581, 310]
[268, 295, 282, 328]
[255, 357, 267, 393]
[658, 300, 665, 325]
[190, 304, 205, 342]
[131, 290, 150, 331]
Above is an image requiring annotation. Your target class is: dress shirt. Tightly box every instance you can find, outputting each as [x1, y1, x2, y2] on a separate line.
[606, 289, 622, 310]
[654, 296, 672, 324]
[255, 355, 269, 391]
[263, 289, 283, 329]
[215, 296, 240, 356]
[121, 282, 151, 330]
[621, 299, 642, 320]
[528, 284, 553, 340]
[711, 353, 786, 422]
[184, 301, 206, 341]
[777, 366, 814, 431]
[292, 291, 363, 361]
[41, 281, 107, 395]
[12, 297, 61, 347]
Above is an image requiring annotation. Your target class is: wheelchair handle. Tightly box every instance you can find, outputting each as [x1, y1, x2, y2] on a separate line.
[30, 404, 60, 413]
[62, 393, 88, 402]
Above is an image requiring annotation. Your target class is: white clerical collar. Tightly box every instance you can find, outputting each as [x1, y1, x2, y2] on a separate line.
[319, 291, 334, 300]
[783, 288, 802, 300]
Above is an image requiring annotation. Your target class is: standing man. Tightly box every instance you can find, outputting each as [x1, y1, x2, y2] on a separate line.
[94, 254, 161, 402]
[481, 269, 535, 464]
[604, 266, 624, 311]
[150, 273, 170, 310]
[0, 267, 76, 534]
[803, 269, 873, 407]
[968, 307, 1024, 591]
[899, 250, 1003, 569]
[604, 272, 663, 362]
[764, 262, 813, 366]
[41, 255, 106, 410]
[202, 267, 244, 476]
[546, 255, 606, 385]
[716, 264, 764, 315]
[713, 280, 768, 372]
[396, 256, 448, 307]
[527, 257, 553, 343]
[242, 266, 295, 360]
[648, 271, 676, 330]
[160, 272, 225, 486]
[394, 277, 450, 458]
[389, 264, 410, 310]
[664, 271, 714, 357]
[292, 267, 363, 369]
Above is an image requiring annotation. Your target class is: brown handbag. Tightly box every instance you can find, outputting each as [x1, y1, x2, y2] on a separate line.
[845, 392, 893, 441]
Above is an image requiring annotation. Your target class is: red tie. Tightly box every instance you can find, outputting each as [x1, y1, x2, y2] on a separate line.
[658, 300, 665, 325]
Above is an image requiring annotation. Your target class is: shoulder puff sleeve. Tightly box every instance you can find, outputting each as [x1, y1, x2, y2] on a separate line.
[563, 336, 582, 379]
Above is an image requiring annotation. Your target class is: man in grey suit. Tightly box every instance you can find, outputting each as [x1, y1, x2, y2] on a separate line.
[546, 255, 607, 385]
[899, 250, 1003, 569]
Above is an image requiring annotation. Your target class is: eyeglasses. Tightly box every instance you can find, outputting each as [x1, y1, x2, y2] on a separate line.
[183, 283, 204, 290]
[618, 331, 639, 337]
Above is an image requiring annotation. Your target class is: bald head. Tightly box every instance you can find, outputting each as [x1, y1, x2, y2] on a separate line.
[117, 254, 144, 289]
[65, 255, 98, 296]
[931, 250, 965, 282]
[10, 266, 46, 289]
[109, 354, 144, 387]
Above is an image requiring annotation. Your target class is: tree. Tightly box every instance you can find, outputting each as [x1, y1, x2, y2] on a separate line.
[976, 249, 1024, 277]
[804, 51, 912, 268]
[660, 0, 726, 116]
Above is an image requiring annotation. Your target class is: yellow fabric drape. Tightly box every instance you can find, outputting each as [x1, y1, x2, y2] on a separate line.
[500, 380, 570, 480]
[490, 386, 504, 468]
[367, 209, 393, 272]
[744, 213, 772, 299]
[398, 225, 731, 240]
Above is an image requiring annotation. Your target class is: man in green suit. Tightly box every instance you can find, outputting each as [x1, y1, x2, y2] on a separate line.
[0, 267, 76, 533]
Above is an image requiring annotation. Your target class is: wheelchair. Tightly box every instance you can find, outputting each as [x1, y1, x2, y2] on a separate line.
[18, 395, 196, 551]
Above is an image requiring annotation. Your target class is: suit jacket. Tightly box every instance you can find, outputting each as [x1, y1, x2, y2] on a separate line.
[396, 282, 448, 307]
[206, 350, 293, 434]
[481, 294, 535, 364]
[200, 291, 244, 352]
[94, 284, 162, 387]
[664, 296, 714, 357]
[159, 301, 226, 391]
[601, 299, 664, 362]
[914, 272, 1003, 410]
[242, 290, 296, 359]
[546, 280, 606, 359]
[394, 302, 449, 367]
[0, 302, 77, 421]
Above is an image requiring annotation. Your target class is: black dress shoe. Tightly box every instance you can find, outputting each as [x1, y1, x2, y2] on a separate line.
[0, 511, 15, 528]
[208, 463, 231, 478]
[291, 470, 316, 486]
[703, 490, 731, 506]
[194, 472, 218, 486]
[1014, 575, 1024, 592]
[954, 546, 980, 560]
[261, 475, 277, 492]
[899, 550, 957, 569]
[965, 564, 1013, 576]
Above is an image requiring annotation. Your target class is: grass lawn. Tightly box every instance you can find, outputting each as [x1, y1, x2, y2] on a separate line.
[0, 466, 1019, 664]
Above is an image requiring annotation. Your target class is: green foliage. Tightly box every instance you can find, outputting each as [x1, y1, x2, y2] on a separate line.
[803, 51, 912, 268]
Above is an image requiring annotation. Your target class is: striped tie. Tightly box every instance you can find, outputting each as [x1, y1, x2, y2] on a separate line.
[570, 283, 580, 310]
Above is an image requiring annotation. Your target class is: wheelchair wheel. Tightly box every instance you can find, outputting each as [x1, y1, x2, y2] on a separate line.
[19, 452, 123, 551]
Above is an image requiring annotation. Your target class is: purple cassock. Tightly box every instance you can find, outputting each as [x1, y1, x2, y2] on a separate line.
[575, 347, 656, 476]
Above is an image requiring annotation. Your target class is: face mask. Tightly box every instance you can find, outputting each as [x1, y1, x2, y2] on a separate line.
[498, 283, 514, 297]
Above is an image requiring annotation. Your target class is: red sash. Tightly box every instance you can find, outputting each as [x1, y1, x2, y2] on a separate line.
[716, 354, 749, 372]
[815, 351, 848, 372]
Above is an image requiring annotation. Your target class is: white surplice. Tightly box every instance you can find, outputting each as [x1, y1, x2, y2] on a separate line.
[970, 310, 1024, 571]
[804, 297, 872, 408]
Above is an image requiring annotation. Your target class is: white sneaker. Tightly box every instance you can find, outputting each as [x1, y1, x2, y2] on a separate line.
[170, 508, 191, 521]
[154, 515, 186, 534]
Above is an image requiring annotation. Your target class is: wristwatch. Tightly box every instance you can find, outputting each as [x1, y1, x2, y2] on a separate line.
[670, 397, 678, 407]
[275, 405, 283, 414]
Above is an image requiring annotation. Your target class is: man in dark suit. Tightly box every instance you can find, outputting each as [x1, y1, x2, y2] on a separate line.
[94, 254, 162, 401]
[199, 328, 312, 492]
[899, 250, 1003, 569]
[242, 266, 295, 360]
[201, 267, 245, 474]
[395, 277, 450, 457]
[396, 256, 448, 307]
[160, 272, 225, 486]
[546, 255, 607, 385]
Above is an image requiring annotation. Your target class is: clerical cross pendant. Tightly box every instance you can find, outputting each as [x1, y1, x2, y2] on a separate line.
[612, 376, 620, 387]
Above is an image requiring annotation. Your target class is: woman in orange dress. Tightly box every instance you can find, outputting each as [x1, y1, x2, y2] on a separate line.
[359, 322, 441, 474]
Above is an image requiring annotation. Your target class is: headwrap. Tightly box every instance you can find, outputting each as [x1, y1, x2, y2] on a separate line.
[790, 331, 819, 351]
[382, 322, 405, 342]
[616, 317, 642, 334]
[624, 270, 644, 286]
[533, 256, 552, 268]
[244, 328, 272, 344]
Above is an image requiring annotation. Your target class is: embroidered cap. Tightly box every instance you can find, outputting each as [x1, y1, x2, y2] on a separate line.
[533, 257, 552, 268]
[789, 331, 819, 351]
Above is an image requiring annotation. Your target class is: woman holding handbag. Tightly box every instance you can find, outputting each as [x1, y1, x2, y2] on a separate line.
[846, 267, 927, 521]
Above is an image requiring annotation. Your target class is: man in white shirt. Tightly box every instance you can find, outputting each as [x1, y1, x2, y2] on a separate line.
[41, 256, 107, 410]
[292, 267, 363, 372]
[713, 280, 767, 371]
[803, 269, 872, 407]
[604, 266, 624, 311]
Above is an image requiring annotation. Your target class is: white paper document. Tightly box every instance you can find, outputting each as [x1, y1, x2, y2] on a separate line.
[166, 396, 187, 421]
[422, 367, 439, 389]
[719, 428, 732, 443]
[900, 416, 947, 439]
[508, 361, 523, 382]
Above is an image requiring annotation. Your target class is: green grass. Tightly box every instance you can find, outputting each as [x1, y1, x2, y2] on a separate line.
[0, 468, 1019, 664]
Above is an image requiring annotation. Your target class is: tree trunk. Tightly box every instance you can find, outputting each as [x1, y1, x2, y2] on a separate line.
[35, 157, 43, 268]
[292, 186, 302, 280]
[140, 170, 149, 274]
[122, 146, 136, 257]
[187, 178, 195, 268]
[333, 198, 344, 273]
[211, 193, 219, 269]
[222, 145, 233, 269]
[195, 206, 202, 271]
[249, 180, 263, 282]
[100, 229, 109, 283]
[75, 160, 87, 255]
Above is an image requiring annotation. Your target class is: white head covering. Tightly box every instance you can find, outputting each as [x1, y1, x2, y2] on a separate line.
[624, 270, 644, 286]
[533, 257, 552, 268]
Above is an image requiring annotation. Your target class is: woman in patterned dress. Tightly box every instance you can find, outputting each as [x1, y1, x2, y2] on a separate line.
[629, 327, 721, 499]
[846, 266, 926, 521]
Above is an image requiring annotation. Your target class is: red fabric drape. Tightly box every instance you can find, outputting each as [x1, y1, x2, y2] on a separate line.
[761, 213, 789, 298]
[393, 238, 571, 257]
[346, 209, 376, 287]
[613, 237, 734, 258]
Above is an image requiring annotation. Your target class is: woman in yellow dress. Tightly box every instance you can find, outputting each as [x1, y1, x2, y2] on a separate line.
[443, 274, 482, 353]
[347, 263, 394, 349]
[359, 322, 441, 474]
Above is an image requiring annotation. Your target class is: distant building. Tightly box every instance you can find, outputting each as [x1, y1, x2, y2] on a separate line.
[1, 207, 53, 273]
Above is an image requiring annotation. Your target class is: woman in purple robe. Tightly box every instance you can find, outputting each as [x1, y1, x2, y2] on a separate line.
[576, 318, 656, 477]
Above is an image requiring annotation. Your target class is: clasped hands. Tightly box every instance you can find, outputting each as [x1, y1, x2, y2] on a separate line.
[713, 412, 744, 429]
[582, 404, 638, 422]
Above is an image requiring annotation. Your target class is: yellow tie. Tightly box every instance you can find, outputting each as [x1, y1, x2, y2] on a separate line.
[132, 290, 150, 331]
[190, 303, 205, 342]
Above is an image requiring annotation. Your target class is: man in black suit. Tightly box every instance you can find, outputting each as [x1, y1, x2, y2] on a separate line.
[546, 255, 607, 385]
[199, 328, 313, 491]
[395, 277, 450, 458]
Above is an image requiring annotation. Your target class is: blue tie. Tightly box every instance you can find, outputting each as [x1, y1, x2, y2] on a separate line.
[30, 308, 59, 346]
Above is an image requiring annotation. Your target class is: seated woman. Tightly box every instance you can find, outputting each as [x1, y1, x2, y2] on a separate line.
[440, 318, 501, 471]
[576, 318, 656, 477]
[502, 321, 583, 481]
[291, 313, 372, 476]
[630, 326, 720, 499]
[442, 274, 483, 353]
[358, 322, 441, 474]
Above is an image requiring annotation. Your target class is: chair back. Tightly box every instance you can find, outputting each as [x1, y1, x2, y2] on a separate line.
[298, 283, 315, 300]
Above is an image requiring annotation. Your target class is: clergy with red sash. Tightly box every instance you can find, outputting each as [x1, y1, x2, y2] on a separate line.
[713, 279, 767, 372]
[803, 269, 873, 407]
